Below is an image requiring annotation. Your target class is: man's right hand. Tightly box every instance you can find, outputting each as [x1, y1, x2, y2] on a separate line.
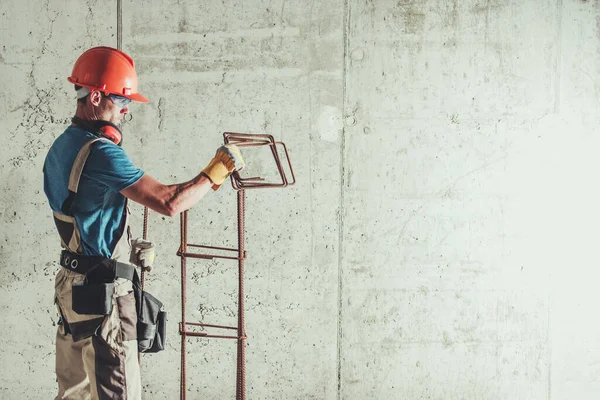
[201, 144, 245, 189]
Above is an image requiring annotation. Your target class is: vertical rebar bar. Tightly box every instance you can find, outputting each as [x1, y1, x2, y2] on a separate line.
[141, 207, 148, 290]
[180, 210, 188, 400]
[236, 190, 246, 400]
[138, 207, 149, 366]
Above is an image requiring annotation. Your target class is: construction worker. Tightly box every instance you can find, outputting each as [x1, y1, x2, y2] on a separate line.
[43, 46, 244, 400]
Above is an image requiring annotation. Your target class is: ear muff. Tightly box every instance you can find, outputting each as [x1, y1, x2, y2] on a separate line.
[97, 124, 122, 145]
[71, 116, 122, 145]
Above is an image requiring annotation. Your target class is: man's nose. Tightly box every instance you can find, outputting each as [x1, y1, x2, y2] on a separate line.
[120, 106, 129, 114]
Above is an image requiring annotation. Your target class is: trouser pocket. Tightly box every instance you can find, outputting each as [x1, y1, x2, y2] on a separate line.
[55, 268, 106, 341]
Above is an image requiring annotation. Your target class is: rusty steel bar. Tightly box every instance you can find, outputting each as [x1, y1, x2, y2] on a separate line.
[224, 133, 296, 190]
[188, 244, 239, 252]
[138, 207, 150, 366]
[181, 322, 247, 340]
[186, 333, 238, 340]
[186, 322, 238, 330]
[176, 251, 241, 261]
[176, 243, 246, 261]
[141, 207, 149, 290]
[236, 190, 246, 400]
[180, 210, 188, 400]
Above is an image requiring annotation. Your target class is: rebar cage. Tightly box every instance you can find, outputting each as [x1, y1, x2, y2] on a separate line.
[178, 132, 296, 400]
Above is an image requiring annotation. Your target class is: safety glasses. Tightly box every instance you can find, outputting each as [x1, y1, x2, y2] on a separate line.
[107, 94, 132, 108]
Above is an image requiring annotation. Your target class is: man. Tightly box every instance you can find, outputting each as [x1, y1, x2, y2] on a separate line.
[43, 46, 244, 400]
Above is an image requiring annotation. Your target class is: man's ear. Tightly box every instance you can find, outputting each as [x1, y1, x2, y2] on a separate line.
[89, 90, 102, 106]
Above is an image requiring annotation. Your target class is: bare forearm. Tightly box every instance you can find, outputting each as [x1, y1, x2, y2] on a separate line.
[121, 173, 213, 217]
[163, 174, 213, 216]
[121, 144, 244, 216]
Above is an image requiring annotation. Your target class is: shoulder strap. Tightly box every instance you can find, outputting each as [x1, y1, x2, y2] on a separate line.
[61, 137, 110, 216]
[68, 137, 106, 193]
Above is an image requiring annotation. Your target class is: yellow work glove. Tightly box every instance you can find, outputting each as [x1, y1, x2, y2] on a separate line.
[130, 238, 156, 271]
[201, 144, 245, 190]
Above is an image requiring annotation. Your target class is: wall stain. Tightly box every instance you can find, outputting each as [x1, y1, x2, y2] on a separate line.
[395, 1, 426, 34]
[157, 97, 165, 131]
[8, 84, 67, 169]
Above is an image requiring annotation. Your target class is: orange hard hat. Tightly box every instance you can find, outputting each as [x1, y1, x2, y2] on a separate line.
[67, 46, 149, 103]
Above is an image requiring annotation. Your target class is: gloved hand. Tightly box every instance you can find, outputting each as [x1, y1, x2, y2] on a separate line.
[130, 238, 156, 271]
[201, 144, 245, 190]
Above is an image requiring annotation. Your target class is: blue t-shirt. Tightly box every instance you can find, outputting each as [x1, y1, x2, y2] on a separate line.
[43, 125, 144, 257]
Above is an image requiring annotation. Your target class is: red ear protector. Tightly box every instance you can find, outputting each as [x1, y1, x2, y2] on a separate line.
[71, 116, 122, 146]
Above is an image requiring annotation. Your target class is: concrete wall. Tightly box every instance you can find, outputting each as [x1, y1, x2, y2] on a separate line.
[1, 0, 600, 399]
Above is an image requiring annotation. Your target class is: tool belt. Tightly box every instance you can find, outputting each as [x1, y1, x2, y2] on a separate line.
[60, 250, 166, 353]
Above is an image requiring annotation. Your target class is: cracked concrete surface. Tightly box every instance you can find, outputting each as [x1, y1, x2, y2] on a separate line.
[2, 0, 600, 399]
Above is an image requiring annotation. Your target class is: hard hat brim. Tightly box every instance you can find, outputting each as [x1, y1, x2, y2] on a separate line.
[126, 92, 149, 103]
[67, 77, 149, 103]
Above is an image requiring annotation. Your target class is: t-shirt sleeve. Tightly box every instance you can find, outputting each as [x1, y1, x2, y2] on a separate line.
[83, 141, 145, 192]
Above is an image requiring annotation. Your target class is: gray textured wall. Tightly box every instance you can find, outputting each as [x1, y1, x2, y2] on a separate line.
[2, 0, 600, 399]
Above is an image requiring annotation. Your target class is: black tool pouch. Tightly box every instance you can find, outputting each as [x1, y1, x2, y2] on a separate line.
[72, 279, 115, 315]
[136, 289, 167, 353]
[63, 251, 166, 352]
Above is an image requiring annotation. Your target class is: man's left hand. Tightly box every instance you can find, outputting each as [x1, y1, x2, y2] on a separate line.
[130, 238, 156, 271]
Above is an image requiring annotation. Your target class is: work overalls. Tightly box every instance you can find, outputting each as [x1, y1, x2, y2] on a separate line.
[52, 137, 141, 400]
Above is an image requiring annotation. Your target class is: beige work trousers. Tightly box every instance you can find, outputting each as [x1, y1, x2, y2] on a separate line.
[54, 269, 141, 400]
